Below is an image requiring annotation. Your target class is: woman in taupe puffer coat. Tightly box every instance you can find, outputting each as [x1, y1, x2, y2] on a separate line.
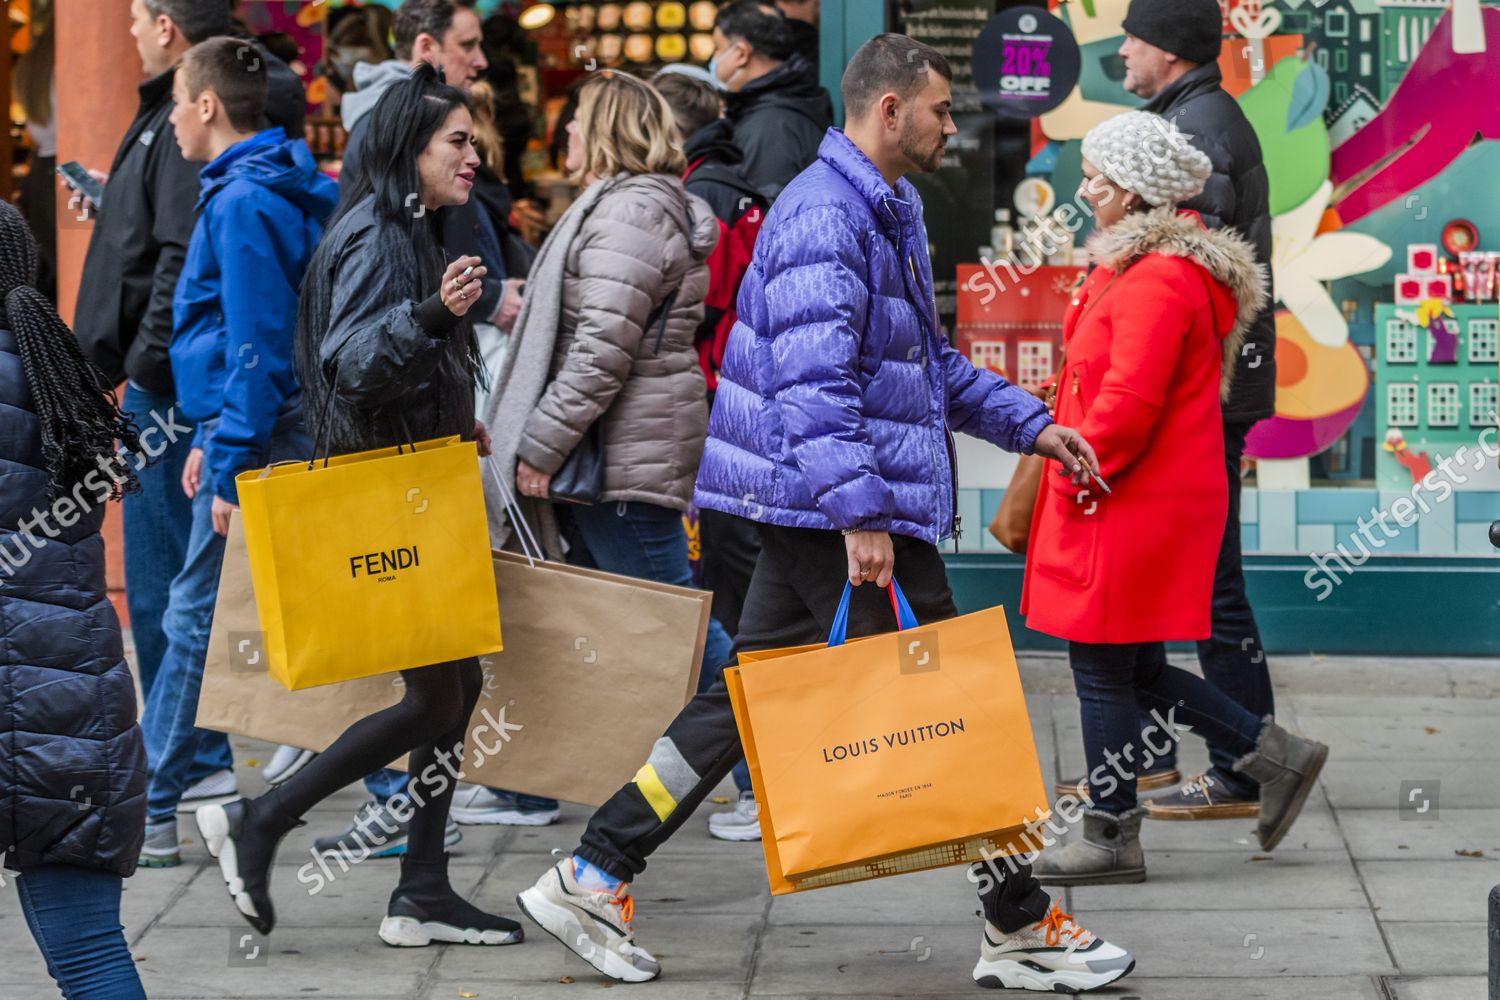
[484, 70, 733, 675]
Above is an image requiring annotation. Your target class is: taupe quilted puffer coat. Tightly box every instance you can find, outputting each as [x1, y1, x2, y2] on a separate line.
[516, 173, 718, 511]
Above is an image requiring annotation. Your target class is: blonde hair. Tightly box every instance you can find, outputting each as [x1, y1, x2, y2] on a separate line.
[467, 79, 504, 170]
[571, 71, 686, 184]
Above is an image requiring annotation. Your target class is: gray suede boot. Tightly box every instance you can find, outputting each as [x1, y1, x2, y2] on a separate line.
[1031, 807, 1146, 886]
[1233, 718, 1329, 851]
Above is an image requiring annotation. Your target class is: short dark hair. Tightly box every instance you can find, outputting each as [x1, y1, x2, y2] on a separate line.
[393, 0, 475, 62]
[715, 1, 793, 62]
[179, 35, 268, 132]
[840, 34, 952, 119]
[652, 71, 723, 140]
[144, 0, 232, 45]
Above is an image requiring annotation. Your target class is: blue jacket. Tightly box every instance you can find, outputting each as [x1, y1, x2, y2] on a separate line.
[171, 129, 337, 503]
[0, 328, 146, 877]
[694, 130, 1052, 543]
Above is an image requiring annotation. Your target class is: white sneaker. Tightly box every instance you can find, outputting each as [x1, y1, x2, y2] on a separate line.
[262, 745, 317, 785]
[707, 790, 761, 842]
[972, 902, 1135, 992]
[180, 769, 240, 812]
[516, 858, 660, 983]
[448, 784, 560, 825]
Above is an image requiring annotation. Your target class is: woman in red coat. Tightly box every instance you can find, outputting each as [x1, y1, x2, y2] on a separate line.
[1020, 112, 1328, 885]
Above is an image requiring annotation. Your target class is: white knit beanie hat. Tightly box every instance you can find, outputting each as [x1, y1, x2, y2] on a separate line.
[1080, 111, 1213, 207]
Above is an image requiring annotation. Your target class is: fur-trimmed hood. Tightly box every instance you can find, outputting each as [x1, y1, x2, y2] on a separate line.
[1087, 208, 1269, 402]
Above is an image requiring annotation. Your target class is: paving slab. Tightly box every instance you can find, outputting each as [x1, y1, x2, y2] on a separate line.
[1069, 849, 1366, 911]
[1357, 859, 1500, 922]
[1057, 907, 1395, 979]
[1386, 976, 1490, 1000]
[1382, 921, 1489, 976]
[1319, 758, 1500, 810]
[1339, 807, 1500, 860]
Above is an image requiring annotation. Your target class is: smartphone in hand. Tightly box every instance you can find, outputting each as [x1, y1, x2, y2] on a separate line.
[57, 161, 105, 211]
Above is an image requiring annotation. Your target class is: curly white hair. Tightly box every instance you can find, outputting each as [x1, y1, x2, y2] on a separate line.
[1080, 111, 1214, 207]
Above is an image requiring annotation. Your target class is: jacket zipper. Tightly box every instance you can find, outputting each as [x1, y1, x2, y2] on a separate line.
[889, 196, 955, 544]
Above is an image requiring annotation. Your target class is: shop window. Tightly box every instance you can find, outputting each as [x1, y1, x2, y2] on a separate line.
[1388, 383, 1419, 427]
[1470, 383, 1498, 428]
[1326, 9, 1350, 36]
[1017, 341, 1053, 388]
[1428, 382, 1460, 427]
[1385, 320, 1419, 363]
[1360, 52, 1373, 77]
[1334, 49, 1349, 73]
[1468, 320, 1499, 363]
[1360, 18, 1373, 43]
[971, 340, 1007, 374]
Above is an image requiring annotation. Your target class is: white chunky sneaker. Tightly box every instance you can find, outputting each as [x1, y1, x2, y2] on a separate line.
[972, 902, 1135, 993]
[516, 858, 660, 983]
[180, 769, 240, 812]
[261, 745, 317, 786]
[707, 790, 762, 842]
[449, 784, 560, 826]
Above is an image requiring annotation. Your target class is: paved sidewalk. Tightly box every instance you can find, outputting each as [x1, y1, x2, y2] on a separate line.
[3, 654, 1497, 999]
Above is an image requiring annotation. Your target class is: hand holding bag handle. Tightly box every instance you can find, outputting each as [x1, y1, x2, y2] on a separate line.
[827, 578, 919, 647]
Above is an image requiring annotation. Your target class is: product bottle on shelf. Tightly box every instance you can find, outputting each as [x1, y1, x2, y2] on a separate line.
[990, 209, 1015, 262]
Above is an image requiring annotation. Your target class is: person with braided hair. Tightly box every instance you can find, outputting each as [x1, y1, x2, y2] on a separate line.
[0, 201, 149, 999]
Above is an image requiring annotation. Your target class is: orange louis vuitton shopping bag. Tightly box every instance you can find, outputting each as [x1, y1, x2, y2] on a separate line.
[725, 580, 1048, 895]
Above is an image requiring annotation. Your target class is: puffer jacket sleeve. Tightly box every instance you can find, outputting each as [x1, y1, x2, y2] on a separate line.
[941, 337, 1051, 454]
[1176, 126, 1234, 232]
[517, 190, 672, 475]
[320, 225, 459, 408]
[763, 203, 894, 531]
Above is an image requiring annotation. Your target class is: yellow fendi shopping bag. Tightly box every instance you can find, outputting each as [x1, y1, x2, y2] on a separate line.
[235, 436, 502, 689]
[726, 580, 1048, 894]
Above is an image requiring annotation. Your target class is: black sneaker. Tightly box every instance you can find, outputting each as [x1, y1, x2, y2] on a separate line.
[196, 799, 300, 935]
[378, 856, 524, 947]
[1145, 773, 1260, 820]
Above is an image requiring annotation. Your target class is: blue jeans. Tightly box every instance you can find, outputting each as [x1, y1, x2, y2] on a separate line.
[120, 384, 231, 786]
[142, 418, 311, 821]
[1145, 422, 1274, 797]
[1068, 640, 1265, 815]
[562, 500, 747, 793]
[16, 865, 145, 999]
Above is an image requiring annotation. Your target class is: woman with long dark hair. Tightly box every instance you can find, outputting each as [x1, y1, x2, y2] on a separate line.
[195, 64, 522, 949]
[0, 201, 148, 998]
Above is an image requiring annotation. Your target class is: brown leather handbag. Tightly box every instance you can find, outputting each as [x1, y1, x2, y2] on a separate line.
[988, 373, 1060, 552]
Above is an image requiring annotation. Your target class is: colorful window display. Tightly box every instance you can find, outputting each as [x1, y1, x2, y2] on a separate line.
[882, 0, 1500, 558]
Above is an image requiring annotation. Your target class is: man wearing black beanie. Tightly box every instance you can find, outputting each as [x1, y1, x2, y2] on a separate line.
[1117, 0, 1280, 823]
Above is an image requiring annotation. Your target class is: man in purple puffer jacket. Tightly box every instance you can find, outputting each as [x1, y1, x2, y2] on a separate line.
[516, 35, 1136, 994]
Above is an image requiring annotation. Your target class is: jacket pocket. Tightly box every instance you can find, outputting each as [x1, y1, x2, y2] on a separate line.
[1030, 476, 1101, 590]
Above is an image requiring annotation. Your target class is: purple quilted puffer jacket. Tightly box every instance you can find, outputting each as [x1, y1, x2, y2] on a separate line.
[694, 129, 1052, 543]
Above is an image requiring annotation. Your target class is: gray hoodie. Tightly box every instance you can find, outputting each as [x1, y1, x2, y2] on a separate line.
[339, 60, 413, 131]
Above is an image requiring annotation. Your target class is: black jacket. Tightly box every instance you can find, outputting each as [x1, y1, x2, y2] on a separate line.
[1144, 64, 1276, 424]
[298, 196, 476, 457]
[726, 54, 834, 203]
[74, 51, 306, 398]
[0, 328, 147, 878]
[683, 119, 764, 225]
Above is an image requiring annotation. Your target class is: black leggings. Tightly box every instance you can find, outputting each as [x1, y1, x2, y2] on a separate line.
[267, 657, 482, 863]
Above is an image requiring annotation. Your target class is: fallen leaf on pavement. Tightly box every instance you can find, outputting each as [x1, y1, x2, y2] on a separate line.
[1456, 849, 1485, 858]
[1424, 726, 1440, 734]
[559, 975, 575, 984]
[710, 796, 732, 804]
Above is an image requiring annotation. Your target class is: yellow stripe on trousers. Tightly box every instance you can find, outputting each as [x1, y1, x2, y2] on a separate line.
[633, 763, 678, 821]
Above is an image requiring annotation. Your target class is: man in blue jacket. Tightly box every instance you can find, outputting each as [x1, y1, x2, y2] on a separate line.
[516, 34, 1136, 994]
[136, 37, 337, 867]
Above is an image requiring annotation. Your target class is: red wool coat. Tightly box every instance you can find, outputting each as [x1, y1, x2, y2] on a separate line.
[1021, 210, 1267, 645]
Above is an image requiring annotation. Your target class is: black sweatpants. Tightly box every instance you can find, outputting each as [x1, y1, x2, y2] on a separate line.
[575, 523, 1051, 933]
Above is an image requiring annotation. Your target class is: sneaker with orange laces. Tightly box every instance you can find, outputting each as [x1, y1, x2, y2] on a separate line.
[516, 856, 660, 983]
[972, 901, 1135, 993]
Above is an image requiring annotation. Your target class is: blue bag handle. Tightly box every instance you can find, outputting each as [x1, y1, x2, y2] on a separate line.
[827, 578, 919, 647]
